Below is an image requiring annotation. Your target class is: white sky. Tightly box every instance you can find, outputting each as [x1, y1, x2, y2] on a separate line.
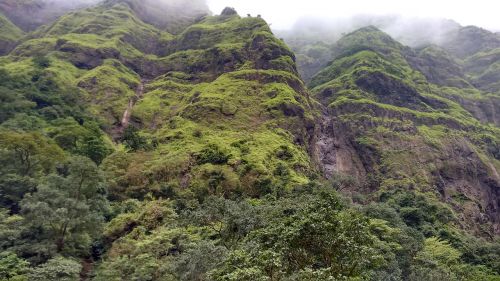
[207, 0, 500, 31]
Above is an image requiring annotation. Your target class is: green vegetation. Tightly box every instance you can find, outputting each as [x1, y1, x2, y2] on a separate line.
[0, 1, 498, 280]
[0, 12, 23, 55]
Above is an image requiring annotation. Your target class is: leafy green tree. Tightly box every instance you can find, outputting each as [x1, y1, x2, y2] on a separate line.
[0, 88, 36, 123]
[48, 119, 111, 164]
[77, 133, 111, 164]
[0, 114, 47, 132]
[0, 209, 22, 252]
[409, 237, 465, 281]
[28, 256, 81, 281]
[330, 171, 357, 192]
[174, 241, 227, 281]
[0, 130, 65, 176]
[0, 174, 36, 213]
[189, 196, 260, 247]
[196, 144, 231, 165]
[32, 56, 51, 69]
[20, 156, 108, 255]
[211, 190, 376, 280]
[0, 252, 29, 281]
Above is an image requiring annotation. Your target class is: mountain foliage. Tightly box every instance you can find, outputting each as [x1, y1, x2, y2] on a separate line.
[0, 1, 498, 280]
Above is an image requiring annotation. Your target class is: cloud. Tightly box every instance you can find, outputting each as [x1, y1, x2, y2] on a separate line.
[206, 0, 500, 31]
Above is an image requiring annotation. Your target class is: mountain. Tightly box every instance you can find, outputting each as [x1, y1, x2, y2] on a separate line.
[2, 0, 314, 197]
[309, 26, 500, 237]
[277, 16, 463, 83]
[0, 1, 499, 280]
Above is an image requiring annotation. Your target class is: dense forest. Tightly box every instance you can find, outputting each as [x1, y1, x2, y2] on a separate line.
[0, 0, 499, 280]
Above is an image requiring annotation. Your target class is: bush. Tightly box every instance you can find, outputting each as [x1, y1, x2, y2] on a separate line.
[196, 144, 231, 165]
[33, 56, 51, 69]
[122, 126, 149, 151]
[0, 252, 29, 281]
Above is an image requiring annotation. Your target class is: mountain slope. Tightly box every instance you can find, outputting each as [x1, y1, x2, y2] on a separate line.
[1, 1, 315, 199]
[0, 12, 23, 55]
[310, 27, 500, 236]
[0, 0, 100, 31]
[0, 2, 499, 280]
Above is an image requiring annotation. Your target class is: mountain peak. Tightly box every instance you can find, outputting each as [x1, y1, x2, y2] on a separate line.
[332, 25, 405, 59]
[220, 6, 238, 16]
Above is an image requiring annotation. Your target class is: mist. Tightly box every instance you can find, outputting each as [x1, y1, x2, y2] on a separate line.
[0, 0, 210, 33]
[0, 0, 101, 31]
[276, 15, 463, 48]
[207, 0, 500, 32]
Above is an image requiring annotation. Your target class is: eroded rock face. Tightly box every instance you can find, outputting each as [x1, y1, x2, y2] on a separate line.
[445, 95, 500, 126]
[405, 46, 471, 88]
[355, 71, 448, 111]
[312, 113, 368, 180]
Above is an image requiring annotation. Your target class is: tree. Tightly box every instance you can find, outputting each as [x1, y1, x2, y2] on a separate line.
[174, 241, 227, 281]
[330, 171, 357, 192]
[189, 196, 260, 247]
[0, 131, 65, 176]
[0, 209, 23, 251]
[0, 174, 37, 213]
[0, 252, 29, 281]
[32, 56, 51, 69]
[211, 190, 377, 280]
[28, 256, 81, 281]
[409, 237, 461, 281]
[20, 156, 108, 255]
[122, 126, 148, 152]
[0, 88, 36, 123]
[49, 119, 111, 164]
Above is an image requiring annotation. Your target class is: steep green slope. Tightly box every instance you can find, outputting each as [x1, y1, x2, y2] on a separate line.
[1, 1, 315, 200]
[0, 12, 23, 55]
[0, 2, 320, 279]
[310, 27, 500, 237]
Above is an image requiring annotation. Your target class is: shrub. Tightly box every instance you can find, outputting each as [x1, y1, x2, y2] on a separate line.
[196, 144, 231, 165]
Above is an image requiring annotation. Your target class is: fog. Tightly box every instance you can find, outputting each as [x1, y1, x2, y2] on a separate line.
[0, 0, 209, 32]
[207, 0, 500, 32]
[3, 0, 498, 40]
[275, 15, 463, 48]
